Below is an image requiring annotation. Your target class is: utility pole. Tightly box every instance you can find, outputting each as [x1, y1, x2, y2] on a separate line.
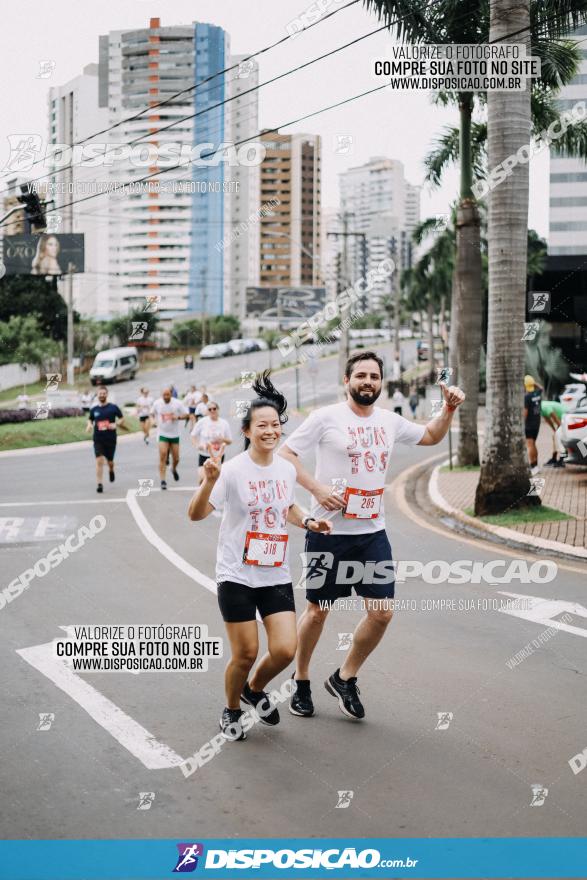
[66, 265, 74, 386]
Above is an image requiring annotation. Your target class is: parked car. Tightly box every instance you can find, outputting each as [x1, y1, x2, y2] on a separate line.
[240, 338, 259, 353]
[200, 344, 223, 359]
[252, 338, 269, 351]
[227, 339, 248, 355]
[560, 383, 587, 412]
[560, 399, 587, 464]
[89, 347, 138, 385]
[215, 342, 233, 357]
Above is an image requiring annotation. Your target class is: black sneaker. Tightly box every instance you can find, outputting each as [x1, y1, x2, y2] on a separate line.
[544, 457, 557, 467]
[161, 480, 167, 490]
[172, 466, 180, 481]
[219, 707, 246, 741]
[96, 483, 103, 494]
[325, 668, 365, 720]
[289, 674, 314, 717]
[109, 468, 115, 483]
[241, 682, 280, 725]
[553, 459, 566, 468]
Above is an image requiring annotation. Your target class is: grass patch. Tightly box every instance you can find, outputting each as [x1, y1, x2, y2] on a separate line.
[464, 505, 573, 526]
[440, 465, 481, 472]
[0, 414, 140, 451]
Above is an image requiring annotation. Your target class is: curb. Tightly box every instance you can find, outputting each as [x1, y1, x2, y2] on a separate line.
[428, 459, 587, 561]
[0, 429, 144, 458]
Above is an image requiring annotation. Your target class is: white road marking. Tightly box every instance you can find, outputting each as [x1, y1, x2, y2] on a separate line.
[0, 499, 127, 507]
[125, 489, 217, 594]
[498, 591, 587, 638]
[16, 638, 185, 769]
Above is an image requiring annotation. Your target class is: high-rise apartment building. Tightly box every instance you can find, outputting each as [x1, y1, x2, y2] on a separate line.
[258, 131, 321, 289]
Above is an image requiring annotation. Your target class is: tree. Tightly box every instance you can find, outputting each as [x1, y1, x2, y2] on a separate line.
[365, 0, 587, 466]
[171, 319, 203, 349]
[474, 0, 535, 514]
[0, 275, 69, 341]
[0, 315, 60, 368]
[209, 315, 240, 343]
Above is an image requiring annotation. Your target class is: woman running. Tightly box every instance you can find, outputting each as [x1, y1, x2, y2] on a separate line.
[188, 372, 332, 742]
[191, 400, 233, 483]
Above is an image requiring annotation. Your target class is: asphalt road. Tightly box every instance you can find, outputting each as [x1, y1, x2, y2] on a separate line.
[1, 353, 585, 846]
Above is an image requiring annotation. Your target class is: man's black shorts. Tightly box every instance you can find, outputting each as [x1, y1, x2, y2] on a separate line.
[525, 422, 540, 440]
[93, 437, 116, 460]
[217, 580, 295, 623]
[304, 529, 394, 604]
[139, 415, 149, 423]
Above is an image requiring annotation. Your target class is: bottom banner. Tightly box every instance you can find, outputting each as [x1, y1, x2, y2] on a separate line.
[0, 838, 586, 879]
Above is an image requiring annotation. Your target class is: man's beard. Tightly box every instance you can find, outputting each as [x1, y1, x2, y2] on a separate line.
[349, 385, 381, 406]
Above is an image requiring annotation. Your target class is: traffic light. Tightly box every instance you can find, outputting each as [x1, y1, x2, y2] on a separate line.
[17, 183, 46, 233]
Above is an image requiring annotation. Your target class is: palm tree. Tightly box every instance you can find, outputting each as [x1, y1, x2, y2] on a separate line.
[364, 0, 587, 468]
[474, 0, 534, 513]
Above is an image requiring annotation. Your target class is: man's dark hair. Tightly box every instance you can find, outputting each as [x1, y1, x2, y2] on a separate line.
[344, 351, 384, 380]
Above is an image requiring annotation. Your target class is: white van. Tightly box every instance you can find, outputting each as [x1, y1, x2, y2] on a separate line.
[89, 347, 139, 385]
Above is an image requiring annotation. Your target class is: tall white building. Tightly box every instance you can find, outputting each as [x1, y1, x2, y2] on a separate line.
[549, 24, 587, 256]
[336, 157, 420, 309]
[48, 64, 110, 316]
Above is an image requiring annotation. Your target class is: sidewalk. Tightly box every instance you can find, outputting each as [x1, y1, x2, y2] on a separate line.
[431, 416, 587, 559]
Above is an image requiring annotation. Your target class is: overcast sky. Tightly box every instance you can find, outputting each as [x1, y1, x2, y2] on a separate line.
[0, 0, 549, 239]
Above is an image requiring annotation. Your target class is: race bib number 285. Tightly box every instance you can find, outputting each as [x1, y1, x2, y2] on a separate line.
[343, 487, 383, 519]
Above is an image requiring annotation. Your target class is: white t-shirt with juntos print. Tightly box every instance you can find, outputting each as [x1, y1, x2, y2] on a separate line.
[209, 451, 296, 588]
[283, 401, 426, 535]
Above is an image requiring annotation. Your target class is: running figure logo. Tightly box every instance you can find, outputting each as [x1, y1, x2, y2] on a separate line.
[45, 373, 61, 392]
[294, 551, 334, 590]
[136, 479, 154, 497]
[173, 843, 204, 872]
[530, 785, 548, 806]
[527, 477, 545, 497]
[337, 633, 353, 651]
[522, 321, 540, 341]
[435, 712, 453, 730]
[234, 399, 251, 418]
[240, 371, 256, 389]
[436, 367, 453, 385]
[335, 791, 354, 809]
[137, 792, 155, 810]
[143, 295, 161, 313]
[129, 321, 148, 341]
[33, 401, 51, 420]
[528, 292, 551, 314]
[37, 713, 55, 731]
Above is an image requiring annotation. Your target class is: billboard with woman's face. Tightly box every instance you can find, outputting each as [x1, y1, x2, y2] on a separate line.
[2, 234, 84, 275]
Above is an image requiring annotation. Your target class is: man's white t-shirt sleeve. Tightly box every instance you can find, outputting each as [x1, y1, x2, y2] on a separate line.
[223, 419, 233, 441]
[391, 411, 426, 445]
[209, 469, 228, 510]
[282, 410, 324, 457]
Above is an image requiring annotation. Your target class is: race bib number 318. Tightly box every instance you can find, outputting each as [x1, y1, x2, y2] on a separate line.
[243, 532, 288, 566]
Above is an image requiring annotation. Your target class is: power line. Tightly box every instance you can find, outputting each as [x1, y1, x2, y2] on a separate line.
[16, 0, 361, 178]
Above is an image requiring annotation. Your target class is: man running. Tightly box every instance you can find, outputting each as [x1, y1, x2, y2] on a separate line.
[183, 385, 202, 430]
[279, 351, 464, 720]
[85, 385, 129, 493]
[136, 387, 154, 444]
[151, 387, 189, 490]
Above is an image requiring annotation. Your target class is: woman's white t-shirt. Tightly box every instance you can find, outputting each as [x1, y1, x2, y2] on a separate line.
[191, 416, 232, 458]
[208, 451, 297, 587]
